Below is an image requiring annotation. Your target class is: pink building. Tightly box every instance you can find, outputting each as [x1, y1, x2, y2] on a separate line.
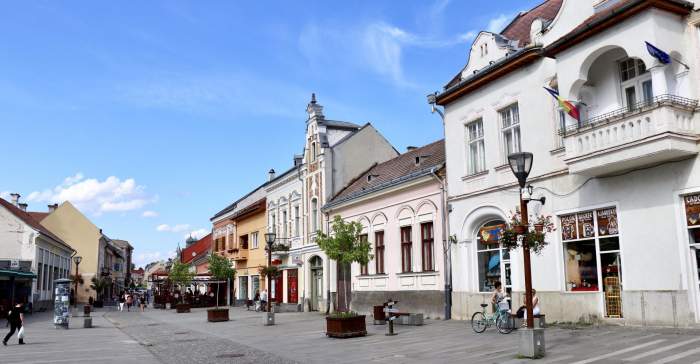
[323, 140, 449, 318]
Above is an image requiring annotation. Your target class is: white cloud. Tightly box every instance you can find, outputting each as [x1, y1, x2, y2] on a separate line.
[133, 250, 176, 267]
[487, 14, 512, 33]
[0, 191, 10, 200]
[142, 210, 158, 218]
[184, 228, 209, 240]
[25, 173, 154, 215]
[156, 223, 191, 233]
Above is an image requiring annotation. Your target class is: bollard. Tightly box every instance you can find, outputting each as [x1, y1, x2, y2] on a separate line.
[385, 316, 397, 336]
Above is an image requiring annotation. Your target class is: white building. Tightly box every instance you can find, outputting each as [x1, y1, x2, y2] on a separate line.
[435, 0, 700, 326]
[0, 195, 74, 310]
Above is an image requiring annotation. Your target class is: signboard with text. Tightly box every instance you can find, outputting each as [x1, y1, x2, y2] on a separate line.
[685, 193, 700, 227]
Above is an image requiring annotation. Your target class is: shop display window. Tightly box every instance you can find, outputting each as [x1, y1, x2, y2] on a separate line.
[476, 220, 510, 293]
[564, 240, 598, 291]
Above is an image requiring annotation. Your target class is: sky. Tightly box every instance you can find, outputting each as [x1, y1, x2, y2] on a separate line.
[0, 0, 542, 268]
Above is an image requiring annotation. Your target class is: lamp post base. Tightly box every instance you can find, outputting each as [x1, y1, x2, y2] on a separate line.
[263, 312, 275, 326]
[518, 328, 545, 358]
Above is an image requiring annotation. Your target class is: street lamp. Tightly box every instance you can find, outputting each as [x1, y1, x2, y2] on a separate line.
[264, 232, 276, 313]
[507, 152, 535, 330]
[73, 255, 82, 307]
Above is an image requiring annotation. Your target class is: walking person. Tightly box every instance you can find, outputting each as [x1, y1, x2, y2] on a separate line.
[260, 289, 268, 312]
[3, 302, 25, 346]
[126, 294, 133, 312]
[118, 292, 125, 312]
[139, 295, 146, 312]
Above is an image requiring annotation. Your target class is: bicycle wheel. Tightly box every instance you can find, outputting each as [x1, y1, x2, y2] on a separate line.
[471, 311, 487, 333]
[497, 312, 515, 334]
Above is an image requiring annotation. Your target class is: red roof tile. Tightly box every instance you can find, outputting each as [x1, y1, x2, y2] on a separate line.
[0, 198, 73, 252]
[181, 233, 212, 264]
[27, 212, 49, 222]
[501, 0, 563, 47]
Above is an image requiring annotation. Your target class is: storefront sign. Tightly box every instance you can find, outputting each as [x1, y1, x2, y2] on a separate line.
[684, 193, 700, 227]
[596, 207, 618, 236]
[577, 211, 595, 239]
[560, 214, 577, 241]
[478, 224, 504, 245]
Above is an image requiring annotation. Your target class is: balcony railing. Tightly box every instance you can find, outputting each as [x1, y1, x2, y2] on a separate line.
[560, 94, 698, 136]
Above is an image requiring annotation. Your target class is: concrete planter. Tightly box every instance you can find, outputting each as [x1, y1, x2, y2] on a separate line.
[325, 315, 367, 338]
[207, 308, 229, 322]
[519, 328, 546, 358]
[175, 303, 191, 313]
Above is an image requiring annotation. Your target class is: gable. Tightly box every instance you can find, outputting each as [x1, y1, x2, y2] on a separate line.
[462, 32, 516, 78]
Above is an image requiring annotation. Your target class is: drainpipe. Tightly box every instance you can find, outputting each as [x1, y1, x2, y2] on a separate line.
[324, 211, 331, 314]
[430, 166, 452, 320]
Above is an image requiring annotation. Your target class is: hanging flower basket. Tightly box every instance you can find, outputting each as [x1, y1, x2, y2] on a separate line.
[513, 224, 527, 234]
[534, 224, 544, 233]
[499, 210, 556, 255]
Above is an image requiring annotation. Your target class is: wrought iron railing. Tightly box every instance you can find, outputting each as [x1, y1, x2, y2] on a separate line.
[559, 94, 698, 136]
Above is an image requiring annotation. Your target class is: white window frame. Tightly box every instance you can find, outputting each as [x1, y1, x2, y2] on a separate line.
[251, 231, 259, 249]
[465, 119, 485, 175]
[500, 103, 521, 161]
[618, 58, 652, 109]
[294, 205, 300, 237]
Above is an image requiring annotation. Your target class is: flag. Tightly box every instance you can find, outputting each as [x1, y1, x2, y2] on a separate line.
[645, 41, 671, 64]
[544, 87, 580, 121]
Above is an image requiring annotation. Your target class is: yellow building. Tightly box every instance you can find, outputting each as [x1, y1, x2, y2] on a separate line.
[34, 201, 125, 303]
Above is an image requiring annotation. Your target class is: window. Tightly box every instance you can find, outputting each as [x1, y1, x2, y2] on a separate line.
[294, 206, 300, 237]
[282, 210, 288, 239]
[311, 142, 317, 161]
[311, 199, 318, 232]
[500, 104, 521, 160]
[239, 235, 249, 250]
[271, 213, 277, 235]
[401, 226, 412, 273]
[375, 231, 385, 274]
[359, 234, 368, 275]
[618, 58, 652, 110]
[251, 232, 259, 249]
[477, 220, 510, 293]
[421, 222, 435, 271]
[466, 119, 486, 174]
[560, 207, 622, 317]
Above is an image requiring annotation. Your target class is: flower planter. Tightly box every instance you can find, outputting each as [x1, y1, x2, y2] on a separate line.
[534, 224, 544, 233]
[325, 315, 367, 338]
[207, 308, 229, 322]
[176, 303, 191, 313]
[513, 225, 527, 234]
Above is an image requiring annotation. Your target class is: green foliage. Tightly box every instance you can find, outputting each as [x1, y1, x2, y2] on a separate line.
[207, 253, 236, 281]
[500, 210, 552, 255]
[258, 265, 280, 279]
[169, 261, 195, 289]
[90, 276, 108, 300]
[328, 311, 361, 319]
[316, 215, 373, 266]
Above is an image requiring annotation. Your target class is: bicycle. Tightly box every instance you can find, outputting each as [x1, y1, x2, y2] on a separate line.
[471, 302, 515, 334]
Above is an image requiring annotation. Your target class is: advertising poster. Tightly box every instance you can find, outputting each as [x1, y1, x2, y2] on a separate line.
[596, 207, 618, 236]
[685, 193, 700, 227]
[560, 214, 577, 241]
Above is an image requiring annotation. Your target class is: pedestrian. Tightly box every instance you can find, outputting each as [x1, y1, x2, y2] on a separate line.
[522, 289, 541, 326]
[126, 294, 133, 312]
[3, 302, 25, 346]
[490, 281, 506, 312]
[260, 289, 268, 312]
[118, 292, 125, 312]
[139, 295, 146, 312]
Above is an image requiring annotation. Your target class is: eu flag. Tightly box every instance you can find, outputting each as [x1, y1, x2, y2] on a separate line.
[645, 42, 671, 64]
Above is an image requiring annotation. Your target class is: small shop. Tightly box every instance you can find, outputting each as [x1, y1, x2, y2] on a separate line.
[559, 207, 622, 318]
[0, 260, 36, 317]
[476, 220, 511, 296]
[682, 193, 700, 322]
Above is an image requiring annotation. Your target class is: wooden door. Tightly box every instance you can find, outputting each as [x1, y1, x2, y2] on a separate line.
[287, 269, 298, 304]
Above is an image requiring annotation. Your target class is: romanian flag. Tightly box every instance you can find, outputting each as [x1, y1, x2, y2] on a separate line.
[544, 87, 580, 121]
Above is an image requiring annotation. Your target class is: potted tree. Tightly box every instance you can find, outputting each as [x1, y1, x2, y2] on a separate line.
[207, 254, 235, 322]
[316, 215, 373, 338]
[90, 276, 108, 308]
[169, 261, 194, 313]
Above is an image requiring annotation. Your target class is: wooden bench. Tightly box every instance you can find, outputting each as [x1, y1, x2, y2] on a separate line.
[512, 314, 546, 328]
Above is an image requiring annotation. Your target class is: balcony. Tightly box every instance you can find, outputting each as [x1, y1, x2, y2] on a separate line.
[231, 248, 248, 261]
[561, 95, 699, 176]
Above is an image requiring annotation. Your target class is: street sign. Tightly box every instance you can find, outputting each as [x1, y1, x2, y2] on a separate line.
[10, 259, 19, 270]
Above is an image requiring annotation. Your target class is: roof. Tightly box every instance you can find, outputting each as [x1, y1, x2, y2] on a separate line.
[27, 212, 49, 222]
[320, 119, 361, 130]
[545, 0, 694, 56]
[181, 233, 212, 264]
[500, 0, 563, 47]
[228, 198, 266, 221]
[0, 198, 73, 252]
[326, 140, 445, 209]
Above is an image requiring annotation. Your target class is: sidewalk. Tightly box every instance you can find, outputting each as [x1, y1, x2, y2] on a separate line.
[1, 308, 159, 364]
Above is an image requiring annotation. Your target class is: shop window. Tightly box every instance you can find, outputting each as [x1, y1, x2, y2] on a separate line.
[375, 231, 385, 274]
[476, 220, 510, 293]
[421, 222, 434, 271]
[359, 234, 369, 275]
[401, 226, 412, 273]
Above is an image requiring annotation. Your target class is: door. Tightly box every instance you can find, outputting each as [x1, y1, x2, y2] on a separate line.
[625, 87, 637, 112]
[336, 262, 351, 311]
[239, 276, 248, 300]
[601, 252, 623, 318]
[310, 268, 322, 311]
[287, 269, 298, 304]
[274, 273, 283, 304]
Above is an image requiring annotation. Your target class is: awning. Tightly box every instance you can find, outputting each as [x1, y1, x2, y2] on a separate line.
[0, 269, 37, 279]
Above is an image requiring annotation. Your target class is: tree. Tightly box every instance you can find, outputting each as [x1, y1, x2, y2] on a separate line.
[316, 215, 373, 312]
[169, 261, 195, 303]
[90, 276, 108, 302]
[207, 254, 235, 309]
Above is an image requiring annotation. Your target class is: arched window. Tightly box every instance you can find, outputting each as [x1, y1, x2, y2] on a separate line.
[311, 198, 318, 232]
[476, 220, 511, 294]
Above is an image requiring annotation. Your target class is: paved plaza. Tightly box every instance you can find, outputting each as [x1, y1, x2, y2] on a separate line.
[5, 306, 700, 363]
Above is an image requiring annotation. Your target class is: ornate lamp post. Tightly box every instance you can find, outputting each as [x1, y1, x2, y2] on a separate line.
[73, 255, 82, 307]
[264, 232, 276, 313]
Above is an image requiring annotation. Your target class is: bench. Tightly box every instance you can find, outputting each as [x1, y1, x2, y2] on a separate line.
[391, 312, 424, 326]
[512, 314, 546, 328]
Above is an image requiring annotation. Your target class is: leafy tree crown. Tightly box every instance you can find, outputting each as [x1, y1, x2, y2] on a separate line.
[208, 253, 236, 281]
[316, 215, 373, 265]
[169, 261, 195, 287]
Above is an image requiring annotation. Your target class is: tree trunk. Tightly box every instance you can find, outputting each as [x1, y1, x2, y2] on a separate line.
[216, 282, 220, 309]
[343, 262, 348, 312]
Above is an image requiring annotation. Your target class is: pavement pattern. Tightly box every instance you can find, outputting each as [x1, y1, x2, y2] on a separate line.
[5, 305, 700, 363]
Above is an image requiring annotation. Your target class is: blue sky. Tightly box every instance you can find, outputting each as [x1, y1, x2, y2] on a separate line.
[0, 0, 541, 267]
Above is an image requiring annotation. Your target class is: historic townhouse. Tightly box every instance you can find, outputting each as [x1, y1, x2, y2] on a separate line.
[298, 95, 398, 312]
[0, 195, 74, 310]
[323, 140, 448, 318]
[435, 0, 700, 326]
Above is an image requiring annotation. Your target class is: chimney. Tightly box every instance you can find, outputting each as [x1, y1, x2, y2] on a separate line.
[10, 193, 20, 206]
[406, 146, 418, 152]
[268, 169, 276, 181]
[18, 203, 28, 212]
[294, 155, 303, 167]
[48, 203, 58, 213]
